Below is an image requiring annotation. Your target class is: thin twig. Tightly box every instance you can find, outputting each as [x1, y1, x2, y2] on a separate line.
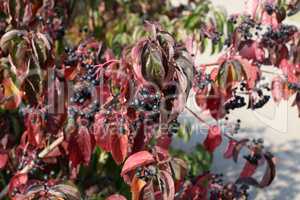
[185, 106, 209, 126]
[0, 136, 64, 199]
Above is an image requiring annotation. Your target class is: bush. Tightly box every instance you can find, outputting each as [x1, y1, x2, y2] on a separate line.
[0, 0, 299, 199]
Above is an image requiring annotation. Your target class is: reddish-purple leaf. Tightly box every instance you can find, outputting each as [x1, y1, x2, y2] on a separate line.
[236, 152, 276, 188]
[203, 125, 222, 153]
[160, 171, 175, 200]
[260, 152, 276, 187]
[77, 126, 92, 165]
[68, 135, 82, 168]
[131, 40, 148, 85]
[240, 161, 257, 178]
[94, 113, 111, 152]
[140, 181, 155, 200]
[238, 41, 265, 62]
[110, 133, 128, 165]
[9, 173, 28, 194]
[0, 151, 8, 169]
[233, 139, 249, 163]
[223, 140, 237, 159]
[121, 151, 155, 178]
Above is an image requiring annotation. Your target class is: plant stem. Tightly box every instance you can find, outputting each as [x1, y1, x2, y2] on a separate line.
[185, 106, 209, 126]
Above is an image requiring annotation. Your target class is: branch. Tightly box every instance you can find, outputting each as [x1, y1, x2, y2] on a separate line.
[185, 106, 209, 126]
[0, 136, 64, 199]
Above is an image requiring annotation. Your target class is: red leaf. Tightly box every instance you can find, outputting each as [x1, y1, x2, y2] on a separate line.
[8, 173, 28, 194]
[121, 151, 155, 178]
[160, 171, 175, 200]
[236, 152, 276, 188]
[233, 139, 249, 163]
[77, 126, 92, 165]
[110, 133, 128, 165]
[156, 134, 172, 151]
[279, 59, 298, 83]
[203, 125, 222, 153]
[0, 151, 8, 169]
[24, 112, 43, 147]
[260, 152, 276, 187]
[240, 161, 257, 178]
[64, 64, 79, 80]
[238, 41, 264, 62]
[94, 113, 111, 152]
[106, 194, 127, 200]
[210, 68, 219, 81]
[223, 140, 237, 159]
[238, 58, 259, 89]
[262, 12, 278, 28]
[68, 135, 82, 168]
[206, 86, 226, 120]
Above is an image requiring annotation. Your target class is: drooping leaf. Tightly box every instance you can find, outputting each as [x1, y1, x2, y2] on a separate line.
[239, 161, 258, 178]
[0, 29, 26, 53]
[160, 171, 175, 200]
[94, 112, 111, 152]
[121, 151, 155, 179]
[142, 44, 165, 87]
[0, 151, 8, 169]
[236, 152, 276, 188]
[233, 139, 249, 163]
[8, 173, 28, 194]
[110, 133, 128, 165]
[140, 181, 155, 200]
[170, 158, 188, 181]
[203, 125, 222, 153]
[77, 125, 92, 165]
[223, 139, 237, 159]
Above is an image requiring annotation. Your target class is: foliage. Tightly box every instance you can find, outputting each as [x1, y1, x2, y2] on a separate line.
[0, 0, 299, 199]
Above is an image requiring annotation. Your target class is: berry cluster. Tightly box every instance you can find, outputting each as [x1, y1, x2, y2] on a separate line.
[70, 87, 91, 104]
[80, 64, 100, 86]
[68, 101, 100, 121]
[251, 95, 270, 109]
[131, 87, 161, 112]
[225, 95, 246, 112]
[237, 16, 256, 40]
[262, 25, 298, 46]
[135, 166, 157, 181]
